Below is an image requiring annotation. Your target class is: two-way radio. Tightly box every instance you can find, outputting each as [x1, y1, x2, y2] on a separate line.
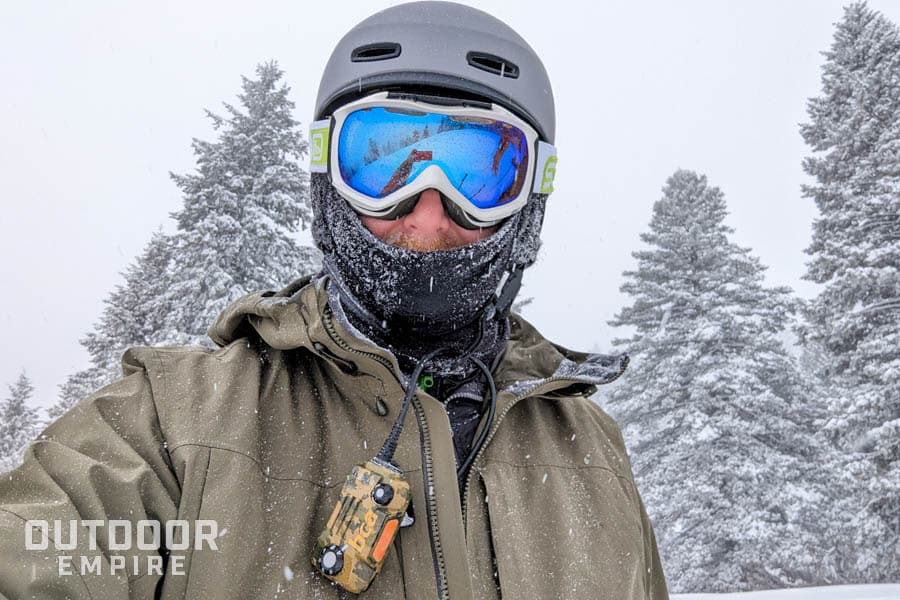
[311, 348, 442, 593]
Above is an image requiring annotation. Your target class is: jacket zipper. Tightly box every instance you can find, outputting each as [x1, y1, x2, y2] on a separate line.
[321, 307, 450, 600]
[412, 393, 450, 600]
[321, 306, 396, 375]
[461, 367, 627, 524]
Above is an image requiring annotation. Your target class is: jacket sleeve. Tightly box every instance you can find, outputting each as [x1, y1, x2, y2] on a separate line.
[0, 355, 181, 599]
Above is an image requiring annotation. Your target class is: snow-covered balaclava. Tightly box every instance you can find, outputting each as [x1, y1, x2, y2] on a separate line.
[310, 172, 546, 376]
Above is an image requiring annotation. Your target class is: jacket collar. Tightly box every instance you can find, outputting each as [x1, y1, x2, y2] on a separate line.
[209, 275, 628, 397]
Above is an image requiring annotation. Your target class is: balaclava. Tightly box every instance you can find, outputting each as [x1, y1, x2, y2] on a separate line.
[311, 172, 546, 377]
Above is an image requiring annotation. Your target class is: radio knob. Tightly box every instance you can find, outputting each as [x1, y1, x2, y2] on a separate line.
[372, 483, 394, 505]
[319, 544, 344, 576]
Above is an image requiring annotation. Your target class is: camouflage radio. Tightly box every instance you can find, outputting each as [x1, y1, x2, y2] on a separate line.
[312, 457, 411, 593]
[313, 347, 449, 592]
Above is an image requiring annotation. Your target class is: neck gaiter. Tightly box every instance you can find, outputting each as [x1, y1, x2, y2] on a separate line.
[312, 177, 514, 377]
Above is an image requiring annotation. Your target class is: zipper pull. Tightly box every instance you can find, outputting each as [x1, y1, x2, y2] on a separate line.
[313, 342, 359, 375]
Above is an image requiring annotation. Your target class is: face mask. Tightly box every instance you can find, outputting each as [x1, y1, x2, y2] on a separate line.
[316, 179, 518, 335]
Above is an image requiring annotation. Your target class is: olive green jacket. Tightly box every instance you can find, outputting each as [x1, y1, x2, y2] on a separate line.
[0, 277, 667, 599]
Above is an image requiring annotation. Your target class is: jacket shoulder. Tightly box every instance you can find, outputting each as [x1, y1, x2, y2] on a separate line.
[121, 340, 288, 454]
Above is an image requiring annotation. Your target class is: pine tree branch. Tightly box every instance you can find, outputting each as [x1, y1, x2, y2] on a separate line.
[854, 298, 900, 315]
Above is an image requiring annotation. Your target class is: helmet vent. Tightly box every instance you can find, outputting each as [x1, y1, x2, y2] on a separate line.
[466, 52, 520, 79]
[351, 42, 402, 62]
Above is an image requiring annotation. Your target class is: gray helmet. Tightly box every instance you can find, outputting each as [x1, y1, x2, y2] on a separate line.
[314, 1, 555, 143]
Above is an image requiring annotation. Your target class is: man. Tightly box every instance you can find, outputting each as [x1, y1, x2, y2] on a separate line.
[0, 2, 667, 598]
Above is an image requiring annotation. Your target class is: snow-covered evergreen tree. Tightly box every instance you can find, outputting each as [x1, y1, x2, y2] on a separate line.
[49, 367, 108, 421]
[606, 170, 830, 592]
[52, 61, 318, 418]
[50, 230, 178, 416]
[166, 60, 317, 340]
[798, 2, 900, 580]
[0, 372, 40, 473]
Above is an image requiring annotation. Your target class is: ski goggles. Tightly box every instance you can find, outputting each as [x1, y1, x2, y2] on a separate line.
[309, 92, 557, 229]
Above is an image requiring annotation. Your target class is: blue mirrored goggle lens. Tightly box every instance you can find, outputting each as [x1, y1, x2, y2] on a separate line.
[337, 107, 529, 209]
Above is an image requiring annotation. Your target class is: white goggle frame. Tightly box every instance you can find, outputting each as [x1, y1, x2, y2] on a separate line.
[309, 92, 557, 228]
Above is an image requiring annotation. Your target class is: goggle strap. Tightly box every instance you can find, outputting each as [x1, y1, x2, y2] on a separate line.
[484, 264, 526, 322]
[309, 119, 332, 173]
[531, 141, 558, 195]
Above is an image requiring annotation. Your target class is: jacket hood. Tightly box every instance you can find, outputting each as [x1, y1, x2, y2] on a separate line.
[209, 275, 628, 396]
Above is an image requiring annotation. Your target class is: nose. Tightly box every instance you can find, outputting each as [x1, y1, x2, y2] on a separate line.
[401, 188, 452, 234]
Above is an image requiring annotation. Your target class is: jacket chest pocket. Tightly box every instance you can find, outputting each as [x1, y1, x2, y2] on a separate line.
[476, 463, 649, 600]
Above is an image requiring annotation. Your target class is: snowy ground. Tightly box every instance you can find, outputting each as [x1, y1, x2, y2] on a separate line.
[673, 584, 900, 599]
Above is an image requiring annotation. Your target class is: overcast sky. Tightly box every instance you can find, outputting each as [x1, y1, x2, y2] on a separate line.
[2, 0, 899, 409]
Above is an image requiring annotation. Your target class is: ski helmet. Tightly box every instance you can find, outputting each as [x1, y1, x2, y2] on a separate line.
[314, 1, 555, 144]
